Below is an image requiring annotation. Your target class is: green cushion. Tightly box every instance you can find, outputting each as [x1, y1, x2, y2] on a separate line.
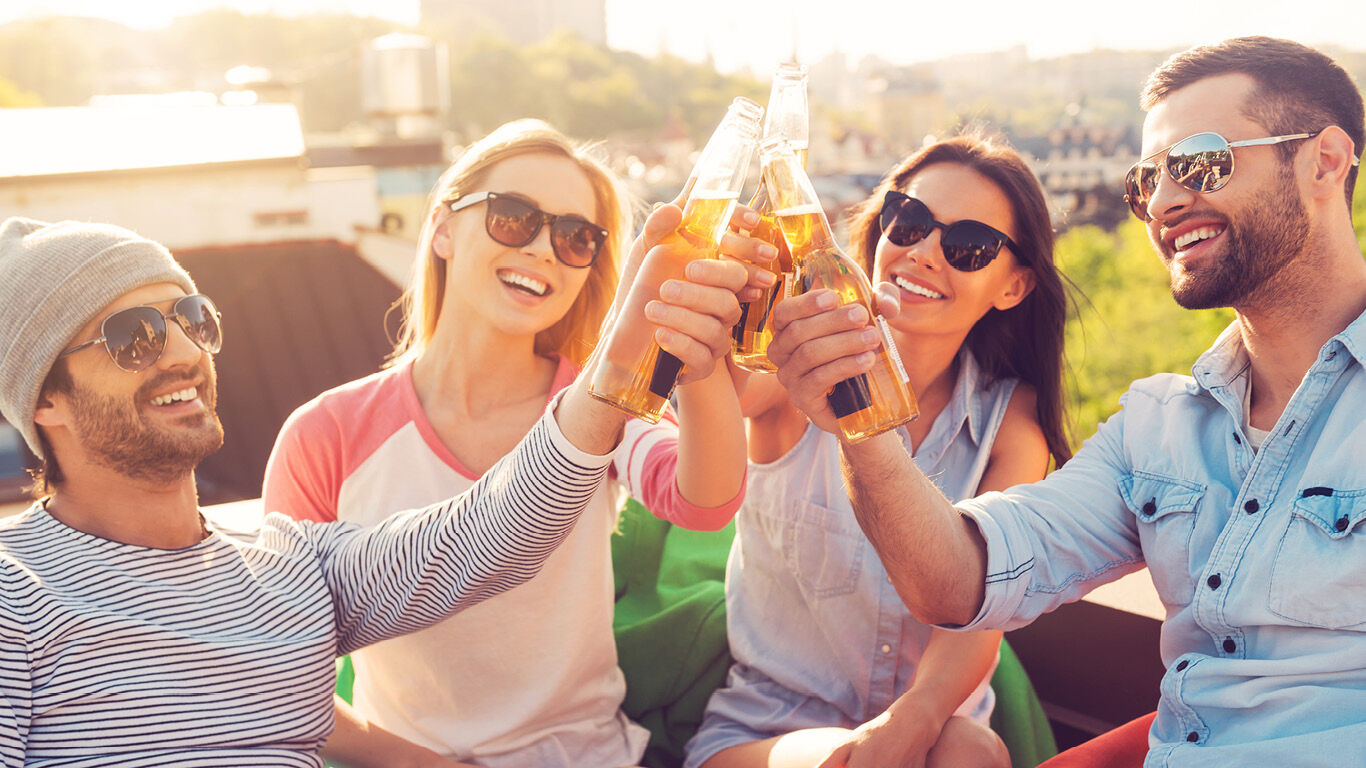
[612, 498, 736, 768]
[990, 637, 1058, 767]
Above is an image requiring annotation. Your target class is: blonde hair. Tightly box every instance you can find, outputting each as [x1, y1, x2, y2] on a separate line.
[390, 119, 633, 367]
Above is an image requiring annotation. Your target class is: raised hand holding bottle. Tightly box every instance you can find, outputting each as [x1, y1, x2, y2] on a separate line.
[588, 97, 763, 422]
[761, 138, 918, 442]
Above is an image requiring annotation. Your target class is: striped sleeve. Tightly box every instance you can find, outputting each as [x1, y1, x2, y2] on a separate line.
[0, 577, 31, 767]
[303, 402, 615, 655]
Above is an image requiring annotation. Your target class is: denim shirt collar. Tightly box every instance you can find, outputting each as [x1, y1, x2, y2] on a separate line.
[1190, 307, 1366, 394]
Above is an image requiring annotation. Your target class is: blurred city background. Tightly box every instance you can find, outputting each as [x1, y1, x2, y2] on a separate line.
[2, 0, 1365, 504]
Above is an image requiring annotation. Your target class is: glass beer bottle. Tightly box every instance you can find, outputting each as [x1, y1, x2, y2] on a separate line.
[760, 138, 919, 442]
[588, 97, 763, 422]
[732, 63, 809, 373]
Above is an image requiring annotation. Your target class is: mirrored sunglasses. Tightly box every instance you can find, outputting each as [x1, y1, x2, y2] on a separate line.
[1122, 130, 1355, 222]
[60, 294, 223, 372]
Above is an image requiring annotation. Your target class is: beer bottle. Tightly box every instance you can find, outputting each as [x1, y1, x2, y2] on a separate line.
[760, 138, 919, 442]
[732, 63, 809, 373]
[588, 97, 763, 422]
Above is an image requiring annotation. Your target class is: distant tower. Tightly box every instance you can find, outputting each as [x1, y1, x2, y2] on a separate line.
[420, 0, 606, 46]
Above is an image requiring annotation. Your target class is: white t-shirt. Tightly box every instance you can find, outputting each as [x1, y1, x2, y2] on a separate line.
[262, 356, 740, 767]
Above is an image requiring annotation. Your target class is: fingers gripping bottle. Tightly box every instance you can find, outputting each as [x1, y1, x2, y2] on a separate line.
[731, 63, 809, 373]
[760, 138, 919, 442]
[588, 97, 763, 422]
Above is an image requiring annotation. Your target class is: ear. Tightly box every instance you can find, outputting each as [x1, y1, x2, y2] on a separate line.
[992, 265, 1036, 311]
[1307, 125, 1357, 201]
[430, 209, 454, 262]
[32, 388, 68, 429]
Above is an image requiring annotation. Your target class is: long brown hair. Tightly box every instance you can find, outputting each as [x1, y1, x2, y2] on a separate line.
[846, 133, 1073, 465]
[390, 119, 633, 367]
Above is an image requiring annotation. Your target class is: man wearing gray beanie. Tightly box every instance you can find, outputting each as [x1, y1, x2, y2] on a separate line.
[0, 215, 758, 765]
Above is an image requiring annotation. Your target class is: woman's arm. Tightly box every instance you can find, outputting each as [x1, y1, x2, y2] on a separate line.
[321, 696, 478, 768]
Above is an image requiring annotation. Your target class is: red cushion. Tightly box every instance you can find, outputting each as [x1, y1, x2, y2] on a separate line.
[1038, 712, 1156, 768]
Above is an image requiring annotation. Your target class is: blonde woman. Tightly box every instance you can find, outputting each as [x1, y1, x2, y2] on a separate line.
[264, 120, 767, 767]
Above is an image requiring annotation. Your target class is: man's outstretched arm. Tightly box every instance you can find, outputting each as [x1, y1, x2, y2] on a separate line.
[840, 433, 989, 626]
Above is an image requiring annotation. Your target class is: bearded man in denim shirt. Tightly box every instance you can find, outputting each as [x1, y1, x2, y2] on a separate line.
[766, 36, 1366, 768]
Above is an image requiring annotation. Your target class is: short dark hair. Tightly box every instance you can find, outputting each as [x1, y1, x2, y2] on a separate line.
[1141, 36, 1364, 207]
[26, 357, 71, 498]
[845, 131, 1073, 466]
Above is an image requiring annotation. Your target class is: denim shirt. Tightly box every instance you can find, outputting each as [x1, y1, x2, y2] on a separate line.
[958, 310, 1366, 767]
[685, 350, 1015, 768]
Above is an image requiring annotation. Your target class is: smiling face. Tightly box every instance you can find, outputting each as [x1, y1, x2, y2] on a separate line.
[433, 153, 600, 342]
[38, 282, 223, 484]
[1140, 73, 1310, 309]
[873, 162, 1035, 342]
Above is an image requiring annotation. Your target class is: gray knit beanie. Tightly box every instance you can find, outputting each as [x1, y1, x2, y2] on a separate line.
[0, 218, 197, 459]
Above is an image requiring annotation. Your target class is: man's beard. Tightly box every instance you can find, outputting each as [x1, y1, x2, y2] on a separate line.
[1167, 165, 1310, 310]
[65, 362, 224, 484]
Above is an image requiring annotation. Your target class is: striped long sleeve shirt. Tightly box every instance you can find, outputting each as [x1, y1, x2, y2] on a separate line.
[0, 410, 610, 767]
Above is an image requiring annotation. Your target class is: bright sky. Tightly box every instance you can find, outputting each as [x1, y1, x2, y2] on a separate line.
[4, 0, 1365, 73]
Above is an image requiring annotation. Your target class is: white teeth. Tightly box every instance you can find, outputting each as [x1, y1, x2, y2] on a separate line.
[151, 387, 197, 407]
[894, 275, 945, 299]
[498, 271, 548, 296]
[1175, 226, 1223, 251]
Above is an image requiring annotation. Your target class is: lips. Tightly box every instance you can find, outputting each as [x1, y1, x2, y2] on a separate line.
[497, 269, 551, 297]
[892, 273, 946, 300]
[1161, 217, 1227, 255]
[150, 386, 197, 407]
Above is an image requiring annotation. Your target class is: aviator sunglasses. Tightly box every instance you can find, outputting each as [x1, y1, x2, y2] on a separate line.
[1123, 130, 1359, 222]
[879, 190, 1019, 272]
[60, 294, 223, 373]
[448, 191, 609, 268]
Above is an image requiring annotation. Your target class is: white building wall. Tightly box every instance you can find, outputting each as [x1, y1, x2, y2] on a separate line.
[0, 163, 380, 250]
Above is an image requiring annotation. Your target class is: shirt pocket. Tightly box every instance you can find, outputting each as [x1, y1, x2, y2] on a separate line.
[1268, 489, 1366, 629]
[785, 500, 865, 599]
[1121, 470, 1206, 606]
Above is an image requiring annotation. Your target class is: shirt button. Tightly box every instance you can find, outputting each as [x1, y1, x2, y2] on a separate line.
[1142, 499, 1157, 515]
[1207, 574, 1221, 590]
[1337, 517, 1350, 532]
[880, 644, 892, 654]
[1176, 660, 1189, 671]
[1244, 499, 1260, 514]
[1223, 637, 1236, 653]
[1233, 433, 1242, 445]
[1187, 731, 1200, 743]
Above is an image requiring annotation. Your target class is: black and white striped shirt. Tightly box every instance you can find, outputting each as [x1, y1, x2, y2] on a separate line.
[0, 412, 609, 767]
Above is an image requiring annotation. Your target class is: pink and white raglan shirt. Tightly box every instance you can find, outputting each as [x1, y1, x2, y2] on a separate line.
[262, 355, 741, 768]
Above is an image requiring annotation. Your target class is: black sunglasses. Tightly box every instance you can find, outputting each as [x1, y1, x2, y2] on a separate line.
[60, 294, 223, 373]
[448, 191, 609, 268]
[878, 190, 1018, 272]
[1122, 130, 1357, 222]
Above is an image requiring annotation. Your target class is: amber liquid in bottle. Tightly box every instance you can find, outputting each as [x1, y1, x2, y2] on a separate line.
[588, 193, 737, 422]
[731, 184, 794, 373]
[775, 204, 918, 442]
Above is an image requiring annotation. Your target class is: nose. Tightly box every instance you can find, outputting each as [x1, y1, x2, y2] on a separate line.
[524, 220, 557, 265]
[1145, 162, 1197, 223]
[157, 318, 206, 370]
[899, 227, 945, 272]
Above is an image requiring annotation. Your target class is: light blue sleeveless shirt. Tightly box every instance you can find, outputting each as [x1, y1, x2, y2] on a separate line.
[685, 350, 1018, 767]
